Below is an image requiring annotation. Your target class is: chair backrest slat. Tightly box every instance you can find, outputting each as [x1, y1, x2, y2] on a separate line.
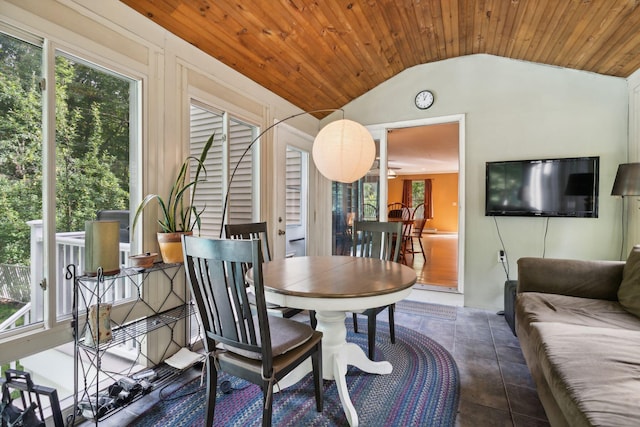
[351, 221, 402, 262]
[225, 222, 272, 262]
[413, 218, 427, 234]
[183, 236, 271, 362]
[388, 202, 411, 221]
[412, 203, 425, 220]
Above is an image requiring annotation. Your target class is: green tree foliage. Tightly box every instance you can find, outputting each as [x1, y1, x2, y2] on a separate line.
[0, 35, 42, 265]
[62, 57, 130, 187]
[412, 181, 425, 208]
[0, 33, 130, 265]
[54, 57, 128, 232]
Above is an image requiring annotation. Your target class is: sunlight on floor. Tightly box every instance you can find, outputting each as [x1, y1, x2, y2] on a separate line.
[403, 233, 463, 306]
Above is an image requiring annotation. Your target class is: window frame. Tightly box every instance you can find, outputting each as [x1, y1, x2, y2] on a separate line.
[0, 28, 145, 363]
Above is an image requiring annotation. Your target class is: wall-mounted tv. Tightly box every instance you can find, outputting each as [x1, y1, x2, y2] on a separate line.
[485, 156, 599, 217]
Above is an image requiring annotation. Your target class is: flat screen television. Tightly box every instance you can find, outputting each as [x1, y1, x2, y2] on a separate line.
[485, 156, 599, 217]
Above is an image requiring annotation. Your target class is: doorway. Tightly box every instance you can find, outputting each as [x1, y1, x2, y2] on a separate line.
[367, 115, 465, 294]
[273, 123, 314, 258]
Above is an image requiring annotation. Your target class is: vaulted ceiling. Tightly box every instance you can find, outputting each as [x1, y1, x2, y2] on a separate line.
[121, 0, 640, 118]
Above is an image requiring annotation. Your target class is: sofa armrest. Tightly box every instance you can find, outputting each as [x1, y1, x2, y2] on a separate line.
[517, 257, 624, 301]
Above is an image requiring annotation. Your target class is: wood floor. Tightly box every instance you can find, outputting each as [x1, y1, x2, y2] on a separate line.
[403, 233, 458, 290]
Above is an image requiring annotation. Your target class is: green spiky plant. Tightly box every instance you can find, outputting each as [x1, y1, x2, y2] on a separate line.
[132, 133, 214, 235]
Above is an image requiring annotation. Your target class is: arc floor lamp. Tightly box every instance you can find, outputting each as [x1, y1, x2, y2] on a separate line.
[611, 162, 640, 259]
[218, 109, 376, 237]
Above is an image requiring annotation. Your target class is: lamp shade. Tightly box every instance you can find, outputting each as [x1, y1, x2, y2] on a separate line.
[611, 163, 640, 196]
[312, 119, 376, 183]
[85, 220, 120, 276]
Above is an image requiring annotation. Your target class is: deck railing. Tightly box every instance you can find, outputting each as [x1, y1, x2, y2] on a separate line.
[0, 220, 131, 332]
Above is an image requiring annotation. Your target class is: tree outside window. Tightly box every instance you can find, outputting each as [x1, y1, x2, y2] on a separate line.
[0, 29, 136, 330]
[412, 180, 425, 208]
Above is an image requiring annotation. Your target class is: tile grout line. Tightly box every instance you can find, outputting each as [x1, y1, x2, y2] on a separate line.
[489, 313, 517, 426]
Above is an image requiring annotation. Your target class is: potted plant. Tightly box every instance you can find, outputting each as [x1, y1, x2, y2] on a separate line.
[132, 133, 214, 263]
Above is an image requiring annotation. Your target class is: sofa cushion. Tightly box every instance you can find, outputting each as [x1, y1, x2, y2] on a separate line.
[517, 257, 623, 301]
[532, 322, 640, 426]
[517, 292, 640, 338]
[618, 248, 640, 318]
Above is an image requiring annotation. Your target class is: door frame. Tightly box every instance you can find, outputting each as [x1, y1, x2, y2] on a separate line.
[272, 123, 316, 258]
[366, 114, 466, 294]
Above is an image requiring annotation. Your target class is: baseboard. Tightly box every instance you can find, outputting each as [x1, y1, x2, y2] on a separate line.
[406, 287, 464, 306]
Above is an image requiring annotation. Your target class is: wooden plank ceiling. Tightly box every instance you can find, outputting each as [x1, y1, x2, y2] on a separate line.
[121, 0, 640, 117]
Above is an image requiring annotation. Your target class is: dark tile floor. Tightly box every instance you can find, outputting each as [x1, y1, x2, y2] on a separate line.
[392, 304, 550, 427]
[84, 303, 550, 426]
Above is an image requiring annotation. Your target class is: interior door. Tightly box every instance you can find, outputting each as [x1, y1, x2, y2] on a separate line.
[274, 124, 313, 258]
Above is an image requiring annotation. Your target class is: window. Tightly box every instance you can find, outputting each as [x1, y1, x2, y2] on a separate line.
[411, 180, 425, 208]
[331, 168, 380, 255]
[0, 30, 44, 331]
[189, 102, 257, 237]
[0, 25, 140, 345]
[189, 104, 224, 237]
[403, 179, 433, 219]
[228, 117, 257, 224]
[54, 52, 135, 320]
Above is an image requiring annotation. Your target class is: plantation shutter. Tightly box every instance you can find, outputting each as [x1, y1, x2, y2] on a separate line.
[286, 148, 302, 225]
[190, 104, 256, 238]
[227, 118, 255, 225]
[189, 104, 224, 238]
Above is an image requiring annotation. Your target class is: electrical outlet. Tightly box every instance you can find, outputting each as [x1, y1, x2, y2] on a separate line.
[498, 250, 506, 263]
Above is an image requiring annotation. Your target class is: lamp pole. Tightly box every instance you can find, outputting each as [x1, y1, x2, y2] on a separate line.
[218, 108, 343, 237]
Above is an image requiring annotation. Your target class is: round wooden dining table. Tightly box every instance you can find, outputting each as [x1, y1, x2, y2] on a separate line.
[247, 255, 417, 427]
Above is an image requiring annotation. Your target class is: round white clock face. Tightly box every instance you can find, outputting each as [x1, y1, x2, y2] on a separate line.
[415, 90, 434, 109]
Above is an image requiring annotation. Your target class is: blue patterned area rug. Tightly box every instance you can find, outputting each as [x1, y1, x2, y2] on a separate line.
[128, 321, 459, 426]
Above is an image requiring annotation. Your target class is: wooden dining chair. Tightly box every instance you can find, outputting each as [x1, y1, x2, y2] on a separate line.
[412, 202, 425, 220]
[225, 222, 274, 261]
[351, 220, 403, 360]
[387, 202, 411, 221]
[363, 203, 378, 221]
[182, 236, 323, 427]
[225, 222, 302, 318]
[406, 218, 427, 259]
[387, 202, 404, 220]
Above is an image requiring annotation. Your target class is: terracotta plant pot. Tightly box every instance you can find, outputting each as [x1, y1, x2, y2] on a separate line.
[157, 231, 193, 264]
[129, 252, 158, 269]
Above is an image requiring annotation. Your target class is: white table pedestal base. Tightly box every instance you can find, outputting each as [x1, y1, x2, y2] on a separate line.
[274, 310, 392, 427]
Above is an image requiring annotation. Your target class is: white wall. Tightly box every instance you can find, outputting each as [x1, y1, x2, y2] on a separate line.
[330, 54, 628, 310]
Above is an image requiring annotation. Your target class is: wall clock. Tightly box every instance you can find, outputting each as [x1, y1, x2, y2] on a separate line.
[415, 90, 434, 110]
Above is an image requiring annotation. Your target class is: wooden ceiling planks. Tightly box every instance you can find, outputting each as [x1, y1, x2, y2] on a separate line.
[219, 2, 346, 104]
[120, 0, 640, 115]
[584, 2, 640, 76]
[307, 2, 380, 98]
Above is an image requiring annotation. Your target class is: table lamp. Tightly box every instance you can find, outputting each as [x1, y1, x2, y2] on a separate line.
[84, 220, 121, 276]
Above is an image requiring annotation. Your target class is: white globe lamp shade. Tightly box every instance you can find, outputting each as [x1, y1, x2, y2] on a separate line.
[312, 119, 376, 183]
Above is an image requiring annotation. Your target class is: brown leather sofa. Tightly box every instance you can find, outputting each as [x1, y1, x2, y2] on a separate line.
[516, 255, 640, 426]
